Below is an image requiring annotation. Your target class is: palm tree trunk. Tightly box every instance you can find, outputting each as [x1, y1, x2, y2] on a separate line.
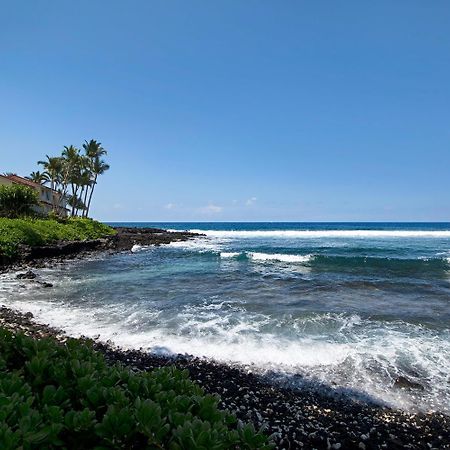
[72, 185, 80, 217]
[60, 185, 68, 216]
[82, 184, 90, 218]
[85, 174, 98, 218]
[51, 179, 56, 212]
[76, 185, 84, 216]
[70, 184, 76, 216]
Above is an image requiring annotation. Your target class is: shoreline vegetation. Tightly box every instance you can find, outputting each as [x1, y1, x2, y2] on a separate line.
[0, 309, 272, 450]
[0, 219, 200, 266]
[0, 217, 115, 263]
[0, 222, 448, 448]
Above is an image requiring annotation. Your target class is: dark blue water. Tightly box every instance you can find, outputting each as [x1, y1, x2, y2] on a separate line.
[2, 222, 449, 413]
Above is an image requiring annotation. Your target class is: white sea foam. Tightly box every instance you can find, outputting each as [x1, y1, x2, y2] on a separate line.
[167, 238, 222, 253]
[248, 252, 312, 263]
[220, 252, 240, 258]
[188, 229, 450, 239]
[2, 274, 449, 415]
[2, 286, 449, 413]
[131, 244, 144, 253]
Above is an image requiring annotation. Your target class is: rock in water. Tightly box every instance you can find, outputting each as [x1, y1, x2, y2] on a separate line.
[16, 270, 37, 279]
[394, 376, 424, 390]
[36, 281, 53, 288]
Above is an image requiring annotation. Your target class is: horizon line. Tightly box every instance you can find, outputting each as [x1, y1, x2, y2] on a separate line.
[102, 220, 450, 224]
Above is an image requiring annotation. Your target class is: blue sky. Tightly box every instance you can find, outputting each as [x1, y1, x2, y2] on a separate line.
[1, 1, 450, 221]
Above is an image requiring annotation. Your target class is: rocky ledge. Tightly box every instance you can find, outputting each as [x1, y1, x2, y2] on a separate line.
[0, 306, 448, 450]
[2, 227, 201, 269]
[107, 226, 201, 251]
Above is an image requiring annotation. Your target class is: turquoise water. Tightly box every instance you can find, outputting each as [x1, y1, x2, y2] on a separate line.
[1, 222, 450, 413]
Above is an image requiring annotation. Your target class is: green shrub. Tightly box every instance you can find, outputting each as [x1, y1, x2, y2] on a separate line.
[47, 211, 67, 222]
[0, 328, 273, 449]
[0, 217, 115, 260]
[0, 185, 39, 218]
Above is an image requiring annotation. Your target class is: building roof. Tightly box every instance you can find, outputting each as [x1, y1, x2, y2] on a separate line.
[0, 174, 12, 182]
[2, 173, 68, 208]
[5, 174, 49, 190]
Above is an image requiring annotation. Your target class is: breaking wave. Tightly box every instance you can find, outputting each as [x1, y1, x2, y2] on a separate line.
[248, 252, 312, 263]
[2, 284, 449, 414]
[220, 252, 241, 258]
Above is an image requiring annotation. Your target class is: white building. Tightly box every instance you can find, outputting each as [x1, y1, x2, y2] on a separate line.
[0, 174, 69, 217]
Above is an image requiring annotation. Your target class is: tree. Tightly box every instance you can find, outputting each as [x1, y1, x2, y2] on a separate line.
[85, 155, 110, 218]
[67, 193, 86, 215]
[0, 184, 39, 218]
[74, 165, 91, 217]
[33, 139, 109, 218]
[82, 140, 109, 218]
[27, 171, 48, 185]
[61, 145, 81, 215]
[38, 155, 64, 211]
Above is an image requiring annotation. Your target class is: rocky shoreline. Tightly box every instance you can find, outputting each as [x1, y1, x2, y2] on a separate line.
[1, 226, 201, 271]
[1, 227, 449, 449]
[0, 306, 448, 450]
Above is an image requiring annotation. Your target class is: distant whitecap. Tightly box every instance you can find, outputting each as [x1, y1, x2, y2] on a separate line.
[220, 252, 240, 258]
[188, 229, 450, 239]
[248, 252, 312, 263]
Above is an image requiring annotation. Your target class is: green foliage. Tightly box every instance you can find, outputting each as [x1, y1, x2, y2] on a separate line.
[0, 185, 39, 219]
[36, 138, 110, 218]
[0, 217, 115, 259]
[0, 328, 273, 449]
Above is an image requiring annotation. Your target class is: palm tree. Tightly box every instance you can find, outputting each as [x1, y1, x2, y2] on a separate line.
[75, 166, 91, 217]
[32, 139, 109, 218]
[68, 194, 86, 216]
[82, 140, 109, 218]
[62, 145, 82, 216]
[38, 155, 63, 211]
[27, 171, 48, 185]
[85, 156, 110, 217]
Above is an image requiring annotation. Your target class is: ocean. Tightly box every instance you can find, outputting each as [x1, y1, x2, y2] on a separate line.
[1, 222, 449, 414]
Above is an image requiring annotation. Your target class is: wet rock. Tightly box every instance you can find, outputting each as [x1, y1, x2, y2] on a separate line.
[109, 227, 203, 251]
[36, 281, 53, 288]
[394, 376, 425, 391]
[16, 270, 37, 279]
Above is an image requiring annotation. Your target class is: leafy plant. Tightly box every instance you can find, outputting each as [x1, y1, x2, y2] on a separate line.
[0, 185, 39, 219]
[0, 328, 274, 449]
[0, 217, 115, 260]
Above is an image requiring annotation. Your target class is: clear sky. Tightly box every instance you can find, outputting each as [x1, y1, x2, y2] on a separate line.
[1, 1, 449, 222]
